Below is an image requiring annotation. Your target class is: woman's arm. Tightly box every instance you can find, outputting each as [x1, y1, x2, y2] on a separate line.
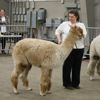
[55, 31, 62, 44]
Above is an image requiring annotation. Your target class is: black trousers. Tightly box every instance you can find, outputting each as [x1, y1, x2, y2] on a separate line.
[63, 48, 84, 87]
[1, 37, 6, 50]
[0, 33, 6, 50]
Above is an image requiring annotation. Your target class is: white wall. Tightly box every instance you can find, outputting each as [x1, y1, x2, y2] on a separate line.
[94, 0, 100, 27]
[34, 1, 66, 19]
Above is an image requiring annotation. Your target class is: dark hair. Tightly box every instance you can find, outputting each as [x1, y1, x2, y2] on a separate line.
[68, 10, 80, 21]
[0, 9, 5, 12]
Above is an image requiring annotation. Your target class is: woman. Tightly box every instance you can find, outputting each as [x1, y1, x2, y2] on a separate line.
[0, 9, 7, 54]
[55, 10, 87, 89]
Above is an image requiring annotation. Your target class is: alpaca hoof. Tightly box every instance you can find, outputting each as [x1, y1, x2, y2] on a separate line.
[13, 89, 19, 94]
[40, 92, 46, 96]
[26, 87, 32, 91]
[14, 92, 19, 95]
[90, 76, 94, 81]
[47, 91, 52, 94]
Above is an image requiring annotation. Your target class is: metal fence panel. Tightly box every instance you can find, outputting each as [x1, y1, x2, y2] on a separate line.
[0, 24, 28, 54]
[84, 27, 100, 57]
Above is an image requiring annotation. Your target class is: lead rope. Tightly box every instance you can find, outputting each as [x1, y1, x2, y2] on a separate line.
[75, 42, 77, 49]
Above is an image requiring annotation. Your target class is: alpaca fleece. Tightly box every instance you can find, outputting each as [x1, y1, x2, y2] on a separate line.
[11, 26, 83, 96]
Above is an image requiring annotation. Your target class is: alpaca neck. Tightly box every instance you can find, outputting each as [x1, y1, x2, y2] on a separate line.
[60, 31, 78, 53]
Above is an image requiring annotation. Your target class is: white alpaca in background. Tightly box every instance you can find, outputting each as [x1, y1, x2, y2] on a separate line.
[11, 26, 83, 96]
[87, 35, 100, 80]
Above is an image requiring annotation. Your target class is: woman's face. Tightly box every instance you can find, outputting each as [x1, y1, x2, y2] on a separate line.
[0, 10, 5, 16]
[68, 13, 77, 23]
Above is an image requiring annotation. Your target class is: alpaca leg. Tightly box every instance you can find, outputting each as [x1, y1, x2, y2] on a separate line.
[20, 64, 32, 91]
[40, 68, 52, 96]
[87, 59, 97, 80]
[96, 60, 100, 76]
[46, 69, 52, 94]
[11, 63, 25, 94]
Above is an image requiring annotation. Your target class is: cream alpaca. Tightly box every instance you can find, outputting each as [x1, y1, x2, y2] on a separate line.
[87, 35, 100, 80]
[11, 26, 83, 96]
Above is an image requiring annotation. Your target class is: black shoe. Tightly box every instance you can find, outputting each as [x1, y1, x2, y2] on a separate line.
[1, 50, 6, 54]
[64, 86, 74, 90]
[73, 86, 80, 89]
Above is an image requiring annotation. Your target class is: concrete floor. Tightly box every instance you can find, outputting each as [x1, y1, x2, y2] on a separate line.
[0, 55, 100, 100]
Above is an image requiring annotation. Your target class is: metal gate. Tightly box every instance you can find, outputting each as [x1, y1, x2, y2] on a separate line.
[0, 24, 28, 54]
[84, 27, 100, 58]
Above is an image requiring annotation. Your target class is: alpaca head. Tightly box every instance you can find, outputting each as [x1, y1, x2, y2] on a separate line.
[69, 25, 83, 39]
